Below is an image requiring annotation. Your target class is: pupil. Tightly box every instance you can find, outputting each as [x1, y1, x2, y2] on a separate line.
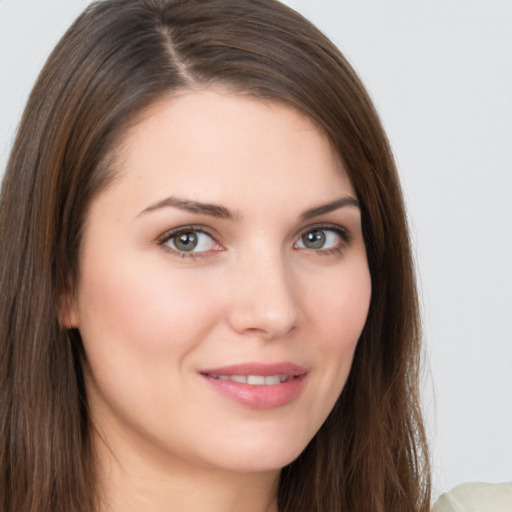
[174, 232, 198, 251]
[303, 230, 325, 249]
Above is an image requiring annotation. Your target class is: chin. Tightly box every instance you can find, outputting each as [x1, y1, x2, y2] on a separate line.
[195, 431, 313, 474]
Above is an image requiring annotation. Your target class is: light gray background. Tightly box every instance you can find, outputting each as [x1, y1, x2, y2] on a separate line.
[1, 0, 511, 500]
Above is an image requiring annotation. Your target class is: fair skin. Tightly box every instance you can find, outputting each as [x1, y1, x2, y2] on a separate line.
[63, 89, 371, 512]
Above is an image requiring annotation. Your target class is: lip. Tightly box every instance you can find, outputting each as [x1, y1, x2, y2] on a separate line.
[199, 362, 308, 410]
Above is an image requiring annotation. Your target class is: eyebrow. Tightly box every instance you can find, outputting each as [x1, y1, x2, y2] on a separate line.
[300, 196, 360, 221]
[139, 196, 238, 220]
[138, 195, 359, 221]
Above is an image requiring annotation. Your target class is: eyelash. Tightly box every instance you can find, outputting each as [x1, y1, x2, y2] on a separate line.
[299, 223, 353, 256]
[156, 223, 352, 259]
[157, 225, 219, 259]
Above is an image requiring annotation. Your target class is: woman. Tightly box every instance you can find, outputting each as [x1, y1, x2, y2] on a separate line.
[0, 0, 430, 511]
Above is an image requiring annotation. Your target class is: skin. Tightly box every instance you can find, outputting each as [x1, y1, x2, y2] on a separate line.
[63, 89, 372, 512]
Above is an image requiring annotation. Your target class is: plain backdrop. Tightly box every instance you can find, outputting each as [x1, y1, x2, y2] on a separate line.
[1, 0, 511, 500]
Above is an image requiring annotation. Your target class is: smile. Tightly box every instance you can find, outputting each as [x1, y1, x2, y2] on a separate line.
[199, 362, 308, 409]
[209, 374, 291, 385]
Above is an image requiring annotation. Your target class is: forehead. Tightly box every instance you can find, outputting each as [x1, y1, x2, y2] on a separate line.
[102, 89, 354, 212]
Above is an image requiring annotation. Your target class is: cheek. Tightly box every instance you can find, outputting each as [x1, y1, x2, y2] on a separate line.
[309, 262, 371, 343]
[306, 260, 371, 386]
[74, 255, 227, 433]
[76, 255, 223, 358]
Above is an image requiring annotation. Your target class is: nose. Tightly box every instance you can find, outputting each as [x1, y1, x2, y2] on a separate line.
[227, 251, 301, 340]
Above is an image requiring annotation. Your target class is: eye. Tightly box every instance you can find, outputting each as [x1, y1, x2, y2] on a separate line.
[295, 226, 349, 252]
[160, 228, 220, 255]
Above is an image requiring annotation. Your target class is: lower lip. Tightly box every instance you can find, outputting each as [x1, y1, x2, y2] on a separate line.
[200, 374, 307, 410]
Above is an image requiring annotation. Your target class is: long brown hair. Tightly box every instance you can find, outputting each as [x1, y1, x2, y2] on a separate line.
[0, 0, 430, 510]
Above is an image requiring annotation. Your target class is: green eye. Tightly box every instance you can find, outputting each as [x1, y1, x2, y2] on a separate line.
[172, 232, 199, 252]
[164, 230, 217, 253]
[301, 229, 327, 249]
[296, 227, 346, 251]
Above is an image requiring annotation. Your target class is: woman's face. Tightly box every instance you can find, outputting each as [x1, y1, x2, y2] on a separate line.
[65, 90, 371, 474]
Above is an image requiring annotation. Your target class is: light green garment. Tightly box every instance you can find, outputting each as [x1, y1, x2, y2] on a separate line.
[433, 482, 512, 512]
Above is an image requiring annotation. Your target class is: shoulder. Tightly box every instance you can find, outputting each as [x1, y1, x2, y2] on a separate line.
[432, 482, 512, 512]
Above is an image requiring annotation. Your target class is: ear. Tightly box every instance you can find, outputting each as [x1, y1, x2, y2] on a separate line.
[58, 289, 80, 329]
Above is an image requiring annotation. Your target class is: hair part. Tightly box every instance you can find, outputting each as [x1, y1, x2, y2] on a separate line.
[0, 1, 430, 511]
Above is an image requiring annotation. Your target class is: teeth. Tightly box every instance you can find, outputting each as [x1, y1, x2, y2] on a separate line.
[211, 374, 289, 385]
[247, 375, 265, 385]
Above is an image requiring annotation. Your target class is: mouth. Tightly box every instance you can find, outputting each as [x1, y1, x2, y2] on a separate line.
[207, 374, 293, 385]
[198, 362, 308, 409]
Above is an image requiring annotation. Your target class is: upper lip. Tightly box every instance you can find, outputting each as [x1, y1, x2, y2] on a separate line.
[199, 362, 307, 377]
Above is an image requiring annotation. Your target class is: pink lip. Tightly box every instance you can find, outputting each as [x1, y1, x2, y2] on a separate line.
[200, 362, 307, 377]
[199, 362, 308, 410]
